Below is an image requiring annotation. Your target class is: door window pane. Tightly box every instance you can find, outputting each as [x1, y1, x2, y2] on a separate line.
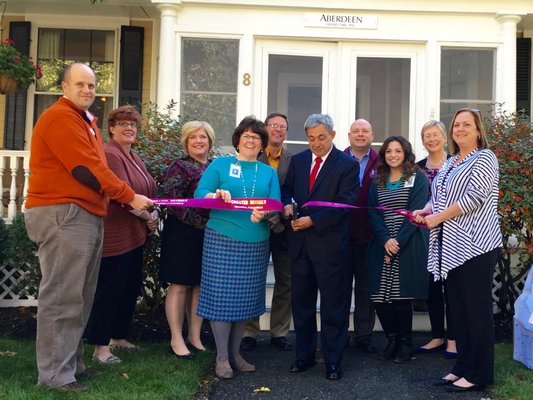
[181, 38, 239, 150]
[267, 54, 322, 154]
[355, 57, 411, 143]
[440, 48, 495, 128]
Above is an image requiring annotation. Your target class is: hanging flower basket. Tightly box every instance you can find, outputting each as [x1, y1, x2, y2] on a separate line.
[0, 38, 42, 95]
[0, 74, 18, 95]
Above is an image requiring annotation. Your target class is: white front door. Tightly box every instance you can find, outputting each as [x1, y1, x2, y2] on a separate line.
[255, 40, 426, 152]
[254, 40, 337, 154]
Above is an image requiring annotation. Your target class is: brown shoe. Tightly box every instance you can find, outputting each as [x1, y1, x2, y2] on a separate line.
[215, 356, 234, 379]
[56, 381, 91, 392]
[230, 353, 256, 372]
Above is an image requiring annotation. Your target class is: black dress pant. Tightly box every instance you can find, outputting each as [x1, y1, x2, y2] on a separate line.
[350, 242, 376, 341]
[427, 275, 455, 340]
[446, 249, 498, 386]
[86, 246, 144, 345]
[291, 251, 351, 365]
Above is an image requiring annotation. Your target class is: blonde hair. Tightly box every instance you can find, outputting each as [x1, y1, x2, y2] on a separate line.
[180, 121, 216, 152]
[420, 120, 446, 140]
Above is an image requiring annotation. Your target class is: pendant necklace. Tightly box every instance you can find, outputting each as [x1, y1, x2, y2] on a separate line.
[239, 159, 258, 198]
[386, 174, 405, 190]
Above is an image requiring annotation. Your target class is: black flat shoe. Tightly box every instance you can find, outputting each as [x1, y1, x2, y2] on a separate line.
[185, 340, 207, 353]
[289, 359, 316, 373]
[415, 343, 445, 354]
[325, 363, 342, 380]
[445, 384, 485, 392]
[168, 346, 194, 360]
[445, 350, 458, 359]
[270, 336, 293, 351]
[433, 378, 457, 386]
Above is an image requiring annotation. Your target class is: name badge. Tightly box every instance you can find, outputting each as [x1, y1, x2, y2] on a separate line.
[229, 163, 241, 178]
[404, 174, 416, 188]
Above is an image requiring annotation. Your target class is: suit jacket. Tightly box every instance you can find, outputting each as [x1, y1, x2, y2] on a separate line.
[343, 147, 380, 244]
[258, 147, 292, 186]
[281, 146, 359, 264]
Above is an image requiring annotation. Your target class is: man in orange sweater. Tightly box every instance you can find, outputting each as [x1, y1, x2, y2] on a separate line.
[24, 63, 153, 392]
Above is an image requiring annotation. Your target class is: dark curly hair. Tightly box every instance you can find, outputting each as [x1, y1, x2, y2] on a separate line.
[231, 116, 268, 151]
[376, 136, 419, 186]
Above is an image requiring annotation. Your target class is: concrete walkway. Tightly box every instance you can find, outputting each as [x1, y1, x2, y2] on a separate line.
[208, 332, 489, 400]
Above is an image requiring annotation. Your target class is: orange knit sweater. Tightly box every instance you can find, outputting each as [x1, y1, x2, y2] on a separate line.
[26, 97, 135, 217]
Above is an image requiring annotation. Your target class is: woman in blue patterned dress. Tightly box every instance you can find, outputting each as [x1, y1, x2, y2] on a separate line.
[414, 109, 502, 392]
[159, 121, 215, 359]
[194, 116, 280, 379]
[367, 136, 429, 363]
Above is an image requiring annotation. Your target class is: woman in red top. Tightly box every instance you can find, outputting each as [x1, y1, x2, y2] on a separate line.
[86, 105, 158, 364]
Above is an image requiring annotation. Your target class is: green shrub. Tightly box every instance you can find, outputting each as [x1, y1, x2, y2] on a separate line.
[4, 213, 40, 298]
[484, 107, 533, 315]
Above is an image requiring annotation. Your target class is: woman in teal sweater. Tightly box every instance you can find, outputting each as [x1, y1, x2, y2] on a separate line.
[367, 136, 429, 363]
[194, 116, 280, 380]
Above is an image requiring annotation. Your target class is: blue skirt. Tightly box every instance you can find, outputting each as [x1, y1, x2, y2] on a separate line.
[197, 227, 269, 322]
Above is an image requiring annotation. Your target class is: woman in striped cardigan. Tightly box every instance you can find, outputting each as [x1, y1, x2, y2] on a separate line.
[414, 108, 502, 393]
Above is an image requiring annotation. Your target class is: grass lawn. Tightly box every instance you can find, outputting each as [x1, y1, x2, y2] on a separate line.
[0, 339, 214, 400]
[492, 343, 533, 400]
[2, 340, 533, 399]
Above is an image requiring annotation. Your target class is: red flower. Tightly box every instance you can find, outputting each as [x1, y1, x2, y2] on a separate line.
[4, 38, 16, 45]
[12, 56, 21, 62]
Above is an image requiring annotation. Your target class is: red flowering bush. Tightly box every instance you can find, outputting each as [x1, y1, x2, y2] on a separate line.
[0, 38, 42, 89]
[484, 106, 533, 314]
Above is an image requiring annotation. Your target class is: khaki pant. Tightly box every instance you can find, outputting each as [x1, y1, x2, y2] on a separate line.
[25, 204, 103, 388]
[244, 230, 292, 338]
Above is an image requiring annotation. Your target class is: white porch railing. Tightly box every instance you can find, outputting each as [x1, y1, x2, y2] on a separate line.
[0, 150, 30, 223]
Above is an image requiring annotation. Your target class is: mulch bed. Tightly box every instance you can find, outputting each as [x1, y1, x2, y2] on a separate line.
[0, 306, 214, 344]
[0, 306, 513, 343]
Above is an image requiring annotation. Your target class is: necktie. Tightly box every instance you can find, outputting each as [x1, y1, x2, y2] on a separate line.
[309, 157, 323, 190]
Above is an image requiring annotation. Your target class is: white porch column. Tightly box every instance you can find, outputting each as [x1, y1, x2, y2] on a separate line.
[156, 2, 182, 109]
[496, 14, 522, 112]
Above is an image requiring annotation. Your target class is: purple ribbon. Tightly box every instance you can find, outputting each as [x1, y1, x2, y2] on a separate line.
[302, 201, 429, 227]
[152, 197, 283, 212]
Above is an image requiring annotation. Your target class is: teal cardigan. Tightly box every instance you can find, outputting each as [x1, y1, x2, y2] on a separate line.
[367, 172, 430, 299]
[194, 156, 280, 243]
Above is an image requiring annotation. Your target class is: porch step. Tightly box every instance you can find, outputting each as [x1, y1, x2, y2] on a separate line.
[262, 263, 431, 332]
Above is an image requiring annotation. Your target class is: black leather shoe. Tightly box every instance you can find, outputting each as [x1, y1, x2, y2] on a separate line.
[325, 363, 342, 380]
[289, 359, 316, 373]
[433, 378, 457, 386]
[445, 384, 485, 393]
[240, 337, 257, 352]
[270, 337, 293, 351]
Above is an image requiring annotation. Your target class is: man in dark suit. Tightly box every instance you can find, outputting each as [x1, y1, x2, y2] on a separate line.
[344, 119, 380, 353]
[242, 112, 293, 352]
[281, 114, 359, 380]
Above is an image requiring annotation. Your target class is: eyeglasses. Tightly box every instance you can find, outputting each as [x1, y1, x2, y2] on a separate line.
[242, 134, 261, 142]
[267, 123, 288, 131]
[116, 121, 138, 128]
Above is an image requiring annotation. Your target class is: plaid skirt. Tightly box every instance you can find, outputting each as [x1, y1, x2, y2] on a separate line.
[197, 227, 269, 322]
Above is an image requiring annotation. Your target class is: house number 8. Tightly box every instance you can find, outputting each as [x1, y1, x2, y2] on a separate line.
[242, 73, 251, 86]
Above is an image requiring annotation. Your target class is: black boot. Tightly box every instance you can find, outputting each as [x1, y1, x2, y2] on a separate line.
[393, 300, 414, 363]
[377, 333, 398, 360]
[394, 334, 414, 363]
[374, 302, 398, 360]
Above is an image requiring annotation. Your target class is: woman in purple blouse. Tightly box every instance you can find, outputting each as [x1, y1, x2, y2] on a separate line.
[159, 121, 215, 359]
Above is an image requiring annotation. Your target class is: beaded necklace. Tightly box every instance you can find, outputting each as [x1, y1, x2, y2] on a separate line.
[386, 174, 405, 190]
[238, 159, 258, 198]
